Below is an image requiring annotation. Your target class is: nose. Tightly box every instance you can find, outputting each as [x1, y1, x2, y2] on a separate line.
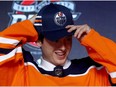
[58, 39, 67, 50]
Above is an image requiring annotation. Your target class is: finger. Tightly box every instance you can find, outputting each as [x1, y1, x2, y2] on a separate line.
[65, 25, 74, 28]
[74, 25, 85, 37]
[73, 27, 82, 37]
[30, 14, 37, 23]
[67, 26, 78, 32]
[30, 14, 37, 19]
[77, 28, 86, 38]
[65, 25, 82, 29]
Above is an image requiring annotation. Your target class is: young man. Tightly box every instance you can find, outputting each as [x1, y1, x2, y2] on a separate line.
[0, 3, 116, 86]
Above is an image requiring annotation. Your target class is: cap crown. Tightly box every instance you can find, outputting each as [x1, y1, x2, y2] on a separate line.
[34, 3, 74, 41]
[36, 3, 73, 32]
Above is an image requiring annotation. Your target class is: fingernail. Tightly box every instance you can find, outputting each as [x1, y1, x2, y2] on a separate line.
[67, 30, 70, 32]
[65, 26, 68, 28]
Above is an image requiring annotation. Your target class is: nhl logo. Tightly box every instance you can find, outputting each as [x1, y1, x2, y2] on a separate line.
[54, 12, 67, 26]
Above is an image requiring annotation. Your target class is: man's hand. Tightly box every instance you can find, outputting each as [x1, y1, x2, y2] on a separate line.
[29, 14, 37, 23]
[65, 24, 91, 41]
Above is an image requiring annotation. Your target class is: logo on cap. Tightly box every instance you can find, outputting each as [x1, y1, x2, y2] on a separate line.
[54, 12, 67, 26]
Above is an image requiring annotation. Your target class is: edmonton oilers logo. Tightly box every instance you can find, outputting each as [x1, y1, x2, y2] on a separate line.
[54, 12, 67, 26]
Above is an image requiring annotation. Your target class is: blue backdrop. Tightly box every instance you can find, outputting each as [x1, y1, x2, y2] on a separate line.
[0, 1, 116, 61]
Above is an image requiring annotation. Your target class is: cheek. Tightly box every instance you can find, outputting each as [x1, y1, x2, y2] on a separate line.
[66, 42, 72, 49]
[41, 43, 55, 56]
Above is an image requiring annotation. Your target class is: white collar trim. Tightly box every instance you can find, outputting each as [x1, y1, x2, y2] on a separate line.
[38, 56, 71, 71]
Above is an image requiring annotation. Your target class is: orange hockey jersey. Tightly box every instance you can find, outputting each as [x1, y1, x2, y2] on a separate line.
[0, 20, 116, 86]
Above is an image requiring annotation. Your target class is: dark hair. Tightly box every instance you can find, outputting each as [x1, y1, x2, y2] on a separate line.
[38, 33, 44, 43]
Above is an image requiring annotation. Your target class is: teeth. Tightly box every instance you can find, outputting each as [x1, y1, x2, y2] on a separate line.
[55, 52, 65, 56]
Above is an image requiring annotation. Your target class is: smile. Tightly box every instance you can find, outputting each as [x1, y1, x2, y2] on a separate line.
[55, 51, 66, 57]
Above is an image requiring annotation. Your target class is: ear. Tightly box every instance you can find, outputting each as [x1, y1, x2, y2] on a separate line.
[36, 41, 42, 47]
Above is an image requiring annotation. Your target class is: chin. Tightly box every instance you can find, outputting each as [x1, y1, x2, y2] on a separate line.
[55, 59, 66, 66]
[53, 54, 68, 66]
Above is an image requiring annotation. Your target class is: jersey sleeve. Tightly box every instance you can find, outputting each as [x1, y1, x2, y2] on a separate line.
[0, 20, 38, 85]
[81, 29, 116, 84]
[0, 20, 38, 49]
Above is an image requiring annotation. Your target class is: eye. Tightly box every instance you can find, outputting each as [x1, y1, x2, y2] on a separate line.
[54, 40, 59, 43]
[66, 36, 72, 41]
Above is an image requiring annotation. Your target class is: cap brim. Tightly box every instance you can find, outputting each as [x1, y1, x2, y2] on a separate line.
[42, 28, 74, 41]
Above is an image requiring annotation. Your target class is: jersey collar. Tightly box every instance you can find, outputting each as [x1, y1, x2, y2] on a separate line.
[38, 56, 71, 71]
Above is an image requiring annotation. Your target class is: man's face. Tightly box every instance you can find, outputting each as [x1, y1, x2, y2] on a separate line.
[40, 35, 72, 66]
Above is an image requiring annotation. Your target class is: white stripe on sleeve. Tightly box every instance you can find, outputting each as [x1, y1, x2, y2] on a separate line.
[0, 47, 22, 62]
[0, 37, 19, 46]
[109, 72, 116, 78]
